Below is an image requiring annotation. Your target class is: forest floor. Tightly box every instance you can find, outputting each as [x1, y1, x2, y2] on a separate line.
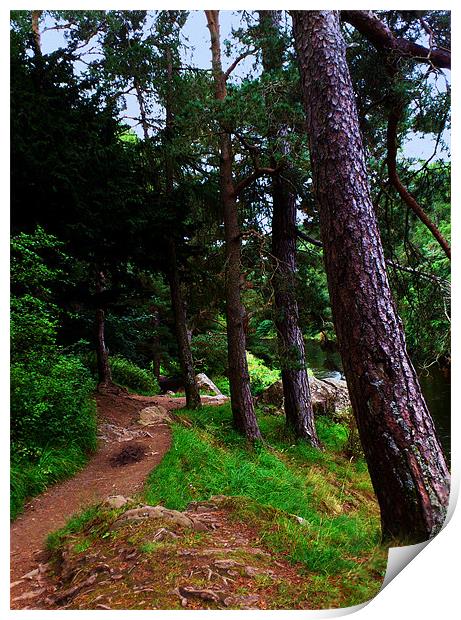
[10, 392, 387, 610]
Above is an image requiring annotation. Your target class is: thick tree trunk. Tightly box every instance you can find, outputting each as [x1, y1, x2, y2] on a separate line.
[259, 10, 320, 446]
[206, 10, 262, 440]
[292, 10, 450, 542]
[272, 177, 321, 445]
[167, 244, 201, 410]
[95, 272, 112, 386]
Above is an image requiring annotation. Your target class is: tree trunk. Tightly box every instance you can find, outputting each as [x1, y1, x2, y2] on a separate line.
[164, 48, 201, 409]
[206, 10, 262, 440]
[292, 10, 450, 542]
[259, 10, 320, 446]
[95, 272, 112, 386]
[167, 242, 201, 409]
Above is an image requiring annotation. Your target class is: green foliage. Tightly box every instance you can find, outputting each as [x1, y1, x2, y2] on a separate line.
[79, 351, 159, 395]
[10, 227, 64, 364]
[246, 351, 280, 395]
[110, 356, 159, 395]
[10, 227, 97, 519]
[212, 375, 230, 396]
[191, 331, 228, 376]
[11, 356, 97, 458]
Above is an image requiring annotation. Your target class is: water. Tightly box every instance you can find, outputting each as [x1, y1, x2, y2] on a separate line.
[305, 339, 451, 461]
[418, 365, 451, 462]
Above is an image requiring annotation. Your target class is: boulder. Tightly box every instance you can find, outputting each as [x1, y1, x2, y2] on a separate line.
[137, 405, 171, 426]
[195, 373, 223, 396]
[256, 376, 351, 420]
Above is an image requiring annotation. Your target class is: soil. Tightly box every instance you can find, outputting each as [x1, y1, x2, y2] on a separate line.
[10, 392, 221, 609]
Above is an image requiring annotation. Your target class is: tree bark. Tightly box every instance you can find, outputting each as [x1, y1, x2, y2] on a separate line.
[31, 10, 42, 57]
[259, 10, 320, 446]
[292, 10, 450, 542]
[167, 241, 201, 409]
[205, 10, 262, 440]
[95, 271, 112, 386]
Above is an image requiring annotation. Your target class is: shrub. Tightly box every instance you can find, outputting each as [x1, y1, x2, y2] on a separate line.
[110, 356, 159, 395]
[212, 375, 230, 396]
[11, 355, 97, 457]
[79, 352, 159, 395]
[246, 351, 280, 395]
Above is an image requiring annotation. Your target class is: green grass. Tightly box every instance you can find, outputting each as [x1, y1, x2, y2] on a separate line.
[11, 444, 91, 520]
[46, 503, 121, 551]
[144, 403, 387, 600]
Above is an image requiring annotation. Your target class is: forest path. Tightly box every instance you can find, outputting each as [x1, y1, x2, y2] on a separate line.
[10, 391, 217, 607]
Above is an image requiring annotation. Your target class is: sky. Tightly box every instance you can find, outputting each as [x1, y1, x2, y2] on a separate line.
[39, 9, 450, 163]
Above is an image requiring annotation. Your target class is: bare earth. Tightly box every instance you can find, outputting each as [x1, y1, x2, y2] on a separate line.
[10, 391, 194, 607]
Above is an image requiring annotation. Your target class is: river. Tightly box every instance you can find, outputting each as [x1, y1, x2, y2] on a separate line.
[304, 339, 451, 462]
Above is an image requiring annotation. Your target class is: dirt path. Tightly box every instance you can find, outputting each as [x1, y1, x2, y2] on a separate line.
[10, 391, 201, 607]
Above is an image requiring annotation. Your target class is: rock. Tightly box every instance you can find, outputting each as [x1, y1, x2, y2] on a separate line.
[138, 406, 171, 426]
[257, 376, 351, 420]
[195, 373, 223, 396]
[292, 515, 309, 526]
[223, 593, 260, 608]
[114, 504, 208, 532]
[104, 495, 131, 509]
[176, 586, 224, 603]
[153, 527, 179, 541]
[186, 500, 219, 513]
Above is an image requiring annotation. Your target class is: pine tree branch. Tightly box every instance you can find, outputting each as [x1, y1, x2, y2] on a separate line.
[296, 229, 323, 247]
[297, 229, 449, 288]
[341, 10, 451, 70]
[386, 103, 451, 260]
[232, 166, 281, 198]
[224, 48, 257, 80]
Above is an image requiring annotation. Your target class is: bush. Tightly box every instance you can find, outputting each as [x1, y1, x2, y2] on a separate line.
[246, 351, 280, 395]
[110, 356, 159, 395]
[10, 354, 97, 519]
[11, 355, 97, 458]
[212, 375, 230, 396]
[79, 352, 159, 395]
